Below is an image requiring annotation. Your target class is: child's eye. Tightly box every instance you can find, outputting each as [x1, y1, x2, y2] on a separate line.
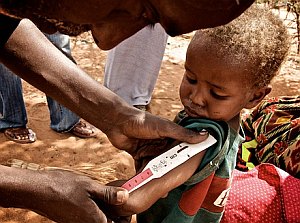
[186, 76, 197, 84]
[210, 90, 228, 100]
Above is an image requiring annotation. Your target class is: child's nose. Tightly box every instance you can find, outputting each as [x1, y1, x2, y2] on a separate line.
[190, 91, 206, 108]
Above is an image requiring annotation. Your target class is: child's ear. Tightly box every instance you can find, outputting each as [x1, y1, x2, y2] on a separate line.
[244, 85, 272, 109]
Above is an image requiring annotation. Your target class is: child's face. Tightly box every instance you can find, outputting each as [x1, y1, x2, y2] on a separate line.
[180, 41, 258, 122]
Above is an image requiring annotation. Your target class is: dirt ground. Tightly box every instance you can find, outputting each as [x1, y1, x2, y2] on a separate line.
[0, 9, 299, 223]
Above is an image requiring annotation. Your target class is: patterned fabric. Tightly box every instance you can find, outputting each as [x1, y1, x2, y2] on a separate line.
[237, 96, 300, 178]
[137, 112, 243, 223]
[221, 163, 300, 223]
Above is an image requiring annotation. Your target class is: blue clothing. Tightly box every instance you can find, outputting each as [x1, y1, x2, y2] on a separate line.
[0, 32, 80, 132]
[137, 116, 244, 223]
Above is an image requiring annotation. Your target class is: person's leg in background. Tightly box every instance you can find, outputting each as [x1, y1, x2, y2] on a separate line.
[44, 32, 97, 138]
[0, 64, 36, 143]
[104, 24, 168, 111]
[0, 32, 97, 144]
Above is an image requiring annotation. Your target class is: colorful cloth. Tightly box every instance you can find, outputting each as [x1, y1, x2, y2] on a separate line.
[137, 113, 243, 223]
[237, 96, 300, 178]
[221, 163, 300, 223]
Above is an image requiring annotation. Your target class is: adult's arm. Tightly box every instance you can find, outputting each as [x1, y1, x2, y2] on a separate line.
[0, 18, 207, 151]
[0, 164, 129, 223]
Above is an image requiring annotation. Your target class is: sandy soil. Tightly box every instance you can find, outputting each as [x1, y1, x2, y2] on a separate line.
[0, 8, 299, 223]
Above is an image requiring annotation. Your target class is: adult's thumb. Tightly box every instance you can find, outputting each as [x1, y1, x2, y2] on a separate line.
[96, 185, 129, 205]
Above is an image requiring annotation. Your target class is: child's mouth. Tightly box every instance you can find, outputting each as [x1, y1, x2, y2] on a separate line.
[185, 107, 201, 118]
[184, 106, 210, 119]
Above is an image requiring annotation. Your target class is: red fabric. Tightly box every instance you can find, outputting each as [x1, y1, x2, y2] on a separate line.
[179, 173, 214, 216]
[179, 172, 232, 216]
[201, 175, 231, 213]
[221, 164, 300, 223]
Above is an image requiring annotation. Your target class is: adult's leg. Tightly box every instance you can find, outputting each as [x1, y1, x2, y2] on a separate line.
[45, 32, 97, 137]
[104, 24, 168, 110]
[0, 63, 36, 143]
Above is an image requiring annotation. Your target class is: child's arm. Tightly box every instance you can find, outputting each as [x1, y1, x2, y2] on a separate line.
[104, 147, 206, 219]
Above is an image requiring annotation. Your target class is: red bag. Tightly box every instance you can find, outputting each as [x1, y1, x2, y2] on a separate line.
[221, 163, 300, 223]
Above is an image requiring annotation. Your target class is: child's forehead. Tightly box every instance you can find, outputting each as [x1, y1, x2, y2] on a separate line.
[190, 29, 252, 61]
[187, 39, 240, 66]
[188, 35, 228, 58]
[186, 48, 255, 88]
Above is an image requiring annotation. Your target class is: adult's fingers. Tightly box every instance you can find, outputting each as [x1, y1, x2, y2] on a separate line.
[106, 111, 209, 151]
[157, 120, 209, 144]
[91, 184, 129, 206]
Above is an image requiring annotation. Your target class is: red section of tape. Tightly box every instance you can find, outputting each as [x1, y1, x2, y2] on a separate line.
[122, 168, 153, 191]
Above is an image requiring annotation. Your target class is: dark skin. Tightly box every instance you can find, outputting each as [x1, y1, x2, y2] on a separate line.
[0, 0, 255, 159]
[0, 0, 254, 49]
[0, 165, 129, 223]
[0, 0, 255, 222]
[0, 18, 208, 152]
[0, 0, 255, 150]
[0, 17, 208, 223]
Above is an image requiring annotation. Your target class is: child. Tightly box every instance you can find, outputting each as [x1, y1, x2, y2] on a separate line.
[104, 5, 289, 223]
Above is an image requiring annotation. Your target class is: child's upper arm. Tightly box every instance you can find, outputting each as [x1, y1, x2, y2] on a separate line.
[117, 149, 206, 215]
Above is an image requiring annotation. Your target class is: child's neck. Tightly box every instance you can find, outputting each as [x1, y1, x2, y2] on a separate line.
[227, 114, 241, 131]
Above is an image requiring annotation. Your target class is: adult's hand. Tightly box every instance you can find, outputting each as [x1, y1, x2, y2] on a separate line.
[0, 165, 129, 223]
[105, 108, 208, 153]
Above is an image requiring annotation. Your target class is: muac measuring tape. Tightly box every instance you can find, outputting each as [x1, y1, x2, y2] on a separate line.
[122, 133, 217, 193]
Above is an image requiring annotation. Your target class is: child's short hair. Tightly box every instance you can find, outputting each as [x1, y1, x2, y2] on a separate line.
[191, 4, 289, 88]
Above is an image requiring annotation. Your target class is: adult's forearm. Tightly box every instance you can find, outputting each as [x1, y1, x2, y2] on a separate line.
[0, 165, 48, 209]
[0, 18, 209, 151]
[0, 164, 129, 223]
[0, 19, 134, 134]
